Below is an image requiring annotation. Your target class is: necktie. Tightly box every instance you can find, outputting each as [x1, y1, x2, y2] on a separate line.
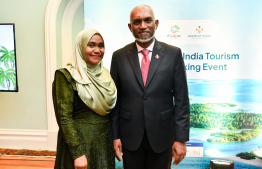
[141, 49, 150, 86]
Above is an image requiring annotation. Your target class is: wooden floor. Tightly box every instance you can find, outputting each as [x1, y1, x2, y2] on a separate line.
[0, 156, 55, 169]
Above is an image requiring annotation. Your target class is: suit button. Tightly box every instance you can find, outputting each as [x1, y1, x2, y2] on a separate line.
[144, 97, 147, 101]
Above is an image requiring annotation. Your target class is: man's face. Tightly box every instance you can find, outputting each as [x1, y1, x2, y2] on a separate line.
[128, 6, 159, 44]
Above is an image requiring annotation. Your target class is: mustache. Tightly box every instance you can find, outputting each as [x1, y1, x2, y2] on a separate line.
[138, 31, 150, 34]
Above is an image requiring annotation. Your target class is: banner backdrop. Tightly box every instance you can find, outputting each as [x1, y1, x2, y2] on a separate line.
[84, 0, 262, 168]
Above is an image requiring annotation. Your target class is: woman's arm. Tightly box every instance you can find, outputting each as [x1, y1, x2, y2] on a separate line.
[53, 70, 85, 160]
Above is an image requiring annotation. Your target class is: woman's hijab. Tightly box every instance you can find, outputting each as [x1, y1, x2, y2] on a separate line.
[66, 29, 117, 115]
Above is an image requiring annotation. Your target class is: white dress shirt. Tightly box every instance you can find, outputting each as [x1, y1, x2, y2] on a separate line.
[136, 39, 155, 67]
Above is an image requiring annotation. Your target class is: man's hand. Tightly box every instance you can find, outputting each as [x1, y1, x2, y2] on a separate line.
[172, 141, 187, 165]
[113, 139, 123, 161]
[74, 154, 87, 169]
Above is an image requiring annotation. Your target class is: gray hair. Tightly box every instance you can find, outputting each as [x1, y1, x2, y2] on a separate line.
[130, 5, 155, 22]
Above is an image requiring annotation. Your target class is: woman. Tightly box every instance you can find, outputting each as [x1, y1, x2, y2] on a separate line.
[52, 29, 117, 169]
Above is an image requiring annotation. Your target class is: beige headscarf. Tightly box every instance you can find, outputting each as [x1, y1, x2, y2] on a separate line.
[66, 29, 117, 115]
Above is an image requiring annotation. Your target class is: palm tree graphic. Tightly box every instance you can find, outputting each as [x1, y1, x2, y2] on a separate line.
[0, 46, 15, 68]
[0, 67, 16, 90]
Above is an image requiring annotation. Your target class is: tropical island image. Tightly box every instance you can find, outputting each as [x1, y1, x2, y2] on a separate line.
[116, 80, 262, 168]
[185, 79, 262, 168]
[190, 103, 262, 143]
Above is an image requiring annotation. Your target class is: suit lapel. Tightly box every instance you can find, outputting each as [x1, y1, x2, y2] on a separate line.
[127, 43, 144, 89]
[145, 40, 164, 88]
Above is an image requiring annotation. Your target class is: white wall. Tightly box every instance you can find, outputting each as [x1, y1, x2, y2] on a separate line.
[0, 0, 84, 150]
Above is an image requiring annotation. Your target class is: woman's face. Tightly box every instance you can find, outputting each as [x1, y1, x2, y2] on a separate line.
[85, 34, 105, 65]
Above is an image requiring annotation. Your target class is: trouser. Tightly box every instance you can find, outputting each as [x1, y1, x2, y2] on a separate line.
[122, 132, 172, 169]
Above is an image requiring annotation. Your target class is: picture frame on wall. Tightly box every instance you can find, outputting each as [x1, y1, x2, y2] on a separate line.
[0, 23, 18, 92]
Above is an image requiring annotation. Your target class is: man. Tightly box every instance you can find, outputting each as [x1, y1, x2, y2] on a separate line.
[110, 5, 190, 169]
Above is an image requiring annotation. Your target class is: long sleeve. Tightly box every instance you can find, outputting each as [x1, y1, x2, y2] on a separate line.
[52, 70, 84, 159]
[173, 48, 190, 141]
[110, 53, 121, 139]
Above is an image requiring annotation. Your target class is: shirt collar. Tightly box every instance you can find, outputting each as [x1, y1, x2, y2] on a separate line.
[136, 39, 155, 53]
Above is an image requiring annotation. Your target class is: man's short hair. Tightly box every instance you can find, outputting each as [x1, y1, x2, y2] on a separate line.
[130, 5, 155, 22]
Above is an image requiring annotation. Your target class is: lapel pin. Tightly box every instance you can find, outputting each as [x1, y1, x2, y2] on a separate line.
[155, 54, 160, 59]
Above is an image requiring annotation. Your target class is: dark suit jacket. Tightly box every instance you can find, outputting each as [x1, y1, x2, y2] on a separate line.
[110, 39, 190, 153]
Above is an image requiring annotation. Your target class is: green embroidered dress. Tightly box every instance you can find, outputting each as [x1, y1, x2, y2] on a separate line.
[52, 69, 115, 169]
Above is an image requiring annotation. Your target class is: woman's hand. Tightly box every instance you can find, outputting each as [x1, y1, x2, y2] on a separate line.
[74, 155, 87, 169]
[113, 139, 123, 161]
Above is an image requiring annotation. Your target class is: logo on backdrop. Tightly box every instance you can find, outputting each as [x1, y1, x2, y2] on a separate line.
[171, 25, 180, 34]
[196, 26, 203, 34]
[160, 20, 220, 44]
[167, 25, 181, 39]
[188, 25, 211, 39]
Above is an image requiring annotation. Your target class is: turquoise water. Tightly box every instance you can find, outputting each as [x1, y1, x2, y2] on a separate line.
[187, 79, 262, 168]
[190, 128, 262, 157]
[116, 157, 262, 168]
[115, 79, 262, 168]
[188, 79, 262, 157]
[188, 79, 262, 113]
[115, 129, 262, 168]
[175, 157, 262, 169]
